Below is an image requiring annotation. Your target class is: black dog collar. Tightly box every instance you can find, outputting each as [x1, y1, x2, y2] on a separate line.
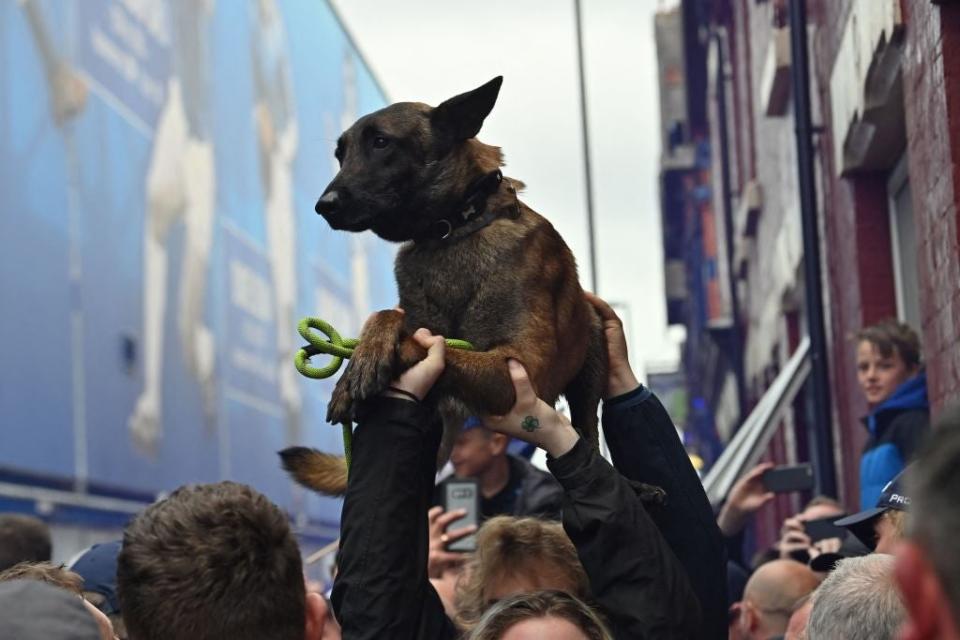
[430, 169, 520, 241]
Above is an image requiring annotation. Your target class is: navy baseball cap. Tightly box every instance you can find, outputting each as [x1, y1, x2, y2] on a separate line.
[69, 540, 121, 614]
[834, 469, 911, 550]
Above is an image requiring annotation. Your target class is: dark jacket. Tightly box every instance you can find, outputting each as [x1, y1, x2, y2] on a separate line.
[511, 454, 564, 520]
[434, 453, 563, 522]
[548, 438, 701, 639]
[602, 386, 728, 640]
[860, 371, 929, 509]
[333, 391, 713, 639]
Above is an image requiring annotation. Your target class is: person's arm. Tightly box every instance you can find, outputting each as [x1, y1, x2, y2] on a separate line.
[587, 293, 728, 640]
[484, 361, 701, 639]
[332, 329, 458, 640]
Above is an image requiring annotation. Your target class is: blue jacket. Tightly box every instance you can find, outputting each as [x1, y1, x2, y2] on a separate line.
[859, 371, 929, 509]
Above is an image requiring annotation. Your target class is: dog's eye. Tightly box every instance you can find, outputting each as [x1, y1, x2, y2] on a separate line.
[372, 136, 390, 149]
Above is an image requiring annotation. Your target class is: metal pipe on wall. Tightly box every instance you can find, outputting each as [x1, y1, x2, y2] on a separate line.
[574, 0, 598, 293]
[789, 0, 838, 497]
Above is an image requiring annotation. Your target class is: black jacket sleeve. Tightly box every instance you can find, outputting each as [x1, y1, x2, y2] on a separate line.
[331, 397, 459, 640]
[602, 386, 728, 640]
[547, 438, 701, 639]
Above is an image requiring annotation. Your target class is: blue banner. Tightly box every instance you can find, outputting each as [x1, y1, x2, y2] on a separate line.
[0, 0, 395, 532]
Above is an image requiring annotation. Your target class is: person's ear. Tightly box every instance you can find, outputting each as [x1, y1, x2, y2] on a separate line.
[489, 432, 509, 456]
[740, 601, 760, 634]
[304, 591, 337, 640]
[895, 542, 942, 640]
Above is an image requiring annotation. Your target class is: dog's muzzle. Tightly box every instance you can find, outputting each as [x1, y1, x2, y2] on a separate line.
[315, 190, 340, 216]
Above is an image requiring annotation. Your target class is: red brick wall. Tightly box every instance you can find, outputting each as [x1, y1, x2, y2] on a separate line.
[902, 0, 960, 414]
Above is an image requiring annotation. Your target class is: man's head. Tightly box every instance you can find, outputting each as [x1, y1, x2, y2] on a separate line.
[807, 554, 905, 640]
[117, 481, 335, 640]
[0, 563, 115, 640]
[0, 514, 51, 571]
[895, 405, 960, 640]
[451, 425, 510, 479]
[856, 320, 921, 406]
[0, 579, 106, 640]
[736, 560, 820, 639]
[456, 516, 589, 631]
[835, 469, 911, 553]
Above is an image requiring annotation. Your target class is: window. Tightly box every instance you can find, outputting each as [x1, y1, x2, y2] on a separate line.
[887, 154, 921, 330]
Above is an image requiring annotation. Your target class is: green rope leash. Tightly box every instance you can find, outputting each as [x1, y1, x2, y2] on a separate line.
[294, 317, 475, 469]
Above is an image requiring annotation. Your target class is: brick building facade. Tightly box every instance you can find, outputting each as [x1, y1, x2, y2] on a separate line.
[659, 0, 960, 518]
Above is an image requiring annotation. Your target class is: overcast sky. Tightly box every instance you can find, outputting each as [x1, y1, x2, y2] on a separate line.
[330, 0, 682, 377]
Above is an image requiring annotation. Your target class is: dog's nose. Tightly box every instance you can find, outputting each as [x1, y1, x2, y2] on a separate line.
[315, 190, 340, 216]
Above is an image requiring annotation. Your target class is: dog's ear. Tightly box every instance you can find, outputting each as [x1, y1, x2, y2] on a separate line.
[432, 76, 503, 142]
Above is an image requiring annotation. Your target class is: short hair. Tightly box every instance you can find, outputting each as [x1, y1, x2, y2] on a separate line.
[0, 514, 51, 571]
[906, 408, 960, 624]
[856, 319, 922, 368]
[466, 590, 612, 640]
[804, 495, 843, 512]
[456, 516, 590, 631]
[117, 481, 306, 640]
[0, 561, 84, 596]
[806, 554, 905, 640]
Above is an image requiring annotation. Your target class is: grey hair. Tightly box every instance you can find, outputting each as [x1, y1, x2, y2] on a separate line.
[806, 554, 904, 640]
[906, 407, 960, 624]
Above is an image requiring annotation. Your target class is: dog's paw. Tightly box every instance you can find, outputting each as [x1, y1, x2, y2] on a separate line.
[345, 348, 397, 401]
[326, 379, 355, 425]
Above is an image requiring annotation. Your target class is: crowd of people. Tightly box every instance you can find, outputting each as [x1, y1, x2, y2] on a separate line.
[0, 299, 957, 640]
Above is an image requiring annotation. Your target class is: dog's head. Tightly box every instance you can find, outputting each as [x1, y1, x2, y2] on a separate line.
[316, 76, 504, 242]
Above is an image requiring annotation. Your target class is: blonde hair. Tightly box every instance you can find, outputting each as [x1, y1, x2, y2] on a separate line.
[455, 516, 590, 631]
[0, 561, 84, 596]
[883, 509, 908, 540]
[466, 590, 612, 640]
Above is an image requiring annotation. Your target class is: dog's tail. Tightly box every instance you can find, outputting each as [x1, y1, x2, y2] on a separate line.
[279, 447, 348, 496]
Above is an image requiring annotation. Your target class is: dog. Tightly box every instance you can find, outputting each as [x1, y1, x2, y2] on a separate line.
[281, 77, 610, 496]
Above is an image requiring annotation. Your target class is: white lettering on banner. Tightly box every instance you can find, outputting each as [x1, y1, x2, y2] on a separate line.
[315, 285, 358, 338]
[109, 4, 147, 59]
[230, 348, 277, 385]
[91, 26, 138, 84]
[117, 0, 171, 47]
[230, 260, 273, 323]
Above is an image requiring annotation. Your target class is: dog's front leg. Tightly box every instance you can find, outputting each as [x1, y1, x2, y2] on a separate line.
[327, 309, 406, 424]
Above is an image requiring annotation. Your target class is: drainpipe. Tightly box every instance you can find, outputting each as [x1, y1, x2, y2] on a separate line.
[789, 0, 838, 497]
[711, 29, 749, 425]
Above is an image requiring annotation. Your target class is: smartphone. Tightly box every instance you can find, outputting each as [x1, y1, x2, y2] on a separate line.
[804, 515, 848, 542]
[762, 464, 815, 493]
[441, 478, 480, 552]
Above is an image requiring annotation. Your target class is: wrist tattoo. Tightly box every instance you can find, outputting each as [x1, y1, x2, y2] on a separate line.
[521, 415, 540, 433]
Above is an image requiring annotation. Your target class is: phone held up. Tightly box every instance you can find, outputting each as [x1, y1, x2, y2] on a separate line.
[441, 478, 480, 553]
[762, 463, 815, 493]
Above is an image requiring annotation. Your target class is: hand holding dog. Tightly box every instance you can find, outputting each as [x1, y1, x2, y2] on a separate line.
[382, 327, 446, 402]
[585, 292, 641, 399]
[481, 360, 579, 458]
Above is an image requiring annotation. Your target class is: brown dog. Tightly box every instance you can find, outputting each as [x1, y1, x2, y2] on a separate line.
[281, 77, 608, 495]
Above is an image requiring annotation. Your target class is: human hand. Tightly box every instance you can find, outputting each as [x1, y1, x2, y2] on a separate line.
[811, 536, 842, 558]
[717, 463, 776, 536]
[427, 506, 476, 579]
[383, 328, 445, 402]
[778, 516, 814, 561]
[481, 360, 579, 458]
[584, 292, 640, 399]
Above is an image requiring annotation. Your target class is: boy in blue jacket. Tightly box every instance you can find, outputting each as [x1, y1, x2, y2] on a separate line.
[856, 319, 929, 509]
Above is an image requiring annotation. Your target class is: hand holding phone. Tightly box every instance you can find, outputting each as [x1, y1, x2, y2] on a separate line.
[440, 479, 480, 553]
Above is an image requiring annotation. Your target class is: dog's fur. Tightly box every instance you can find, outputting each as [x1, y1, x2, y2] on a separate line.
[282, 77, 609, 495]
